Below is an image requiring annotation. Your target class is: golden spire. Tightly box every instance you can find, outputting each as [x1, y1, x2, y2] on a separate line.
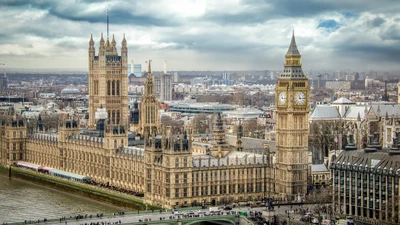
[111, 34, 116, 46]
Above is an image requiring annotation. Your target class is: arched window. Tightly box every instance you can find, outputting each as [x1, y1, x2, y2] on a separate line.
[175, 158, 179, 168]
[107, 81, 111, 95]
[183, 157, 188, 167]
[116, 110, 120, 124]
[112, 81, 115, 95]
[114, 139, 117, 148]
[112, 110, 115, 124]
[322, 175, 325, 180]
[116, 81, 120, 96]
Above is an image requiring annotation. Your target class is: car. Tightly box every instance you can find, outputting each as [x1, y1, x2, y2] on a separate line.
[172, 209, 179, 215]
[198, 210, 206, 214]
[223, 206, 233, 210]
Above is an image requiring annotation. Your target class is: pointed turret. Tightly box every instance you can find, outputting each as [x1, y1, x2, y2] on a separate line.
[111, 34, 116, 46]
[88, 34, 95, 65]
[147, 59, 152, 77]
[99, 33, 105, 53]
[100, 33, 104, 45]
[122, 33, 127, 47]
[105, 36, 110, 47]
[286, 30, 300, 56]
[89, 34, 94, 46]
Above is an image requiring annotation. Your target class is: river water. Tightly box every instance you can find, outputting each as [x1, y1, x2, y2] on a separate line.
[0, 174, 126, 223]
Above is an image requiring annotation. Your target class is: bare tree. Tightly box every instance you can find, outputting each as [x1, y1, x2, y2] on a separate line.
[191, 114, 209, 134]
[161, 116, 183, 134]
[41, 114, 59, 132]
[242, 119, 264, 139]
[306, 187, 332, 220]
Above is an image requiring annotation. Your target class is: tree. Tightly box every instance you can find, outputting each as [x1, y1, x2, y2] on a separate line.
[191, 114, 209, 134]
[242, 119, 264, 139]
[306, 187, 332, 220]
[161, 116, 183, 134]
[41, 114, 59, 132]
[309, 120, 340, 163]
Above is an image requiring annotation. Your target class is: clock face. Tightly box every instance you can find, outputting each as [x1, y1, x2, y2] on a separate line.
[295, 91, 306, 105]
[278, 91, 287, 105]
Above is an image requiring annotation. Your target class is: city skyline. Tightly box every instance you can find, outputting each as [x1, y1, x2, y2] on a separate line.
[1, 0, 400, 73]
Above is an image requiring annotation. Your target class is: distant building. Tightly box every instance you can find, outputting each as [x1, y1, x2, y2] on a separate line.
[173, 72, 179, 82]
[222, 72, 230, 80]
[154, 74, 172, 101]
[128, 63, 132, 75]
[134, 64, 142, 77]
[0, 72, 8, 90]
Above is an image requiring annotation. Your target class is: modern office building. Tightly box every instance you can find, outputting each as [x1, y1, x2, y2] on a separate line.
[332, 134, 400, 225]
[134, 64, 142, 77]
[154, 73, 173, 101]
[0, 71, 8, 90]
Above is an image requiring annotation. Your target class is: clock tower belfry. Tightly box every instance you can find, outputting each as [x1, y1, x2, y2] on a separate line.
[275, 31, 309, 201]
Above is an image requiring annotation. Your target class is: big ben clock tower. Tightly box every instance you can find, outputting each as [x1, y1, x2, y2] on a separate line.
[275, 31, 309, 201]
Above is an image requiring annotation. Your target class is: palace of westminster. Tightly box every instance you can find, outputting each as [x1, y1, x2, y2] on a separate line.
[0, 32, 309, 208]
[1, 30, 400, 224]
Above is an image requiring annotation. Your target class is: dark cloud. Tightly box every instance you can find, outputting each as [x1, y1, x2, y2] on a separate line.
[367, 17, 386, 27]
[0, 0, 178, 27]
[334, 38, 400, 64]
[380, 24, 400, 41]
[203, 0, 399, 26]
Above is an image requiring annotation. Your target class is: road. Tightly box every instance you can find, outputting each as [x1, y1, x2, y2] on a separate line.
[29, 204, 314, 225]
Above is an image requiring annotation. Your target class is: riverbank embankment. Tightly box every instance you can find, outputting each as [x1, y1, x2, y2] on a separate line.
[0, 165, 160, 211]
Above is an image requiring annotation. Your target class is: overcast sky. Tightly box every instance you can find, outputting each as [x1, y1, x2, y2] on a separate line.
[1, 0, 400, 73]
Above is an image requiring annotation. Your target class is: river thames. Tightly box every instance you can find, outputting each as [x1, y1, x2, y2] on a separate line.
[0, 174, 126, 223]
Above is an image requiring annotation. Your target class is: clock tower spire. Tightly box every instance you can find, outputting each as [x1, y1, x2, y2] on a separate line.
[275, 31, 309, 201]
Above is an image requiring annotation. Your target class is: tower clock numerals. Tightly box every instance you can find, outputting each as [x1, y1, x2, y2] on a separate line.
[278, 91, 287, 105]
[295, 91, 306, 105]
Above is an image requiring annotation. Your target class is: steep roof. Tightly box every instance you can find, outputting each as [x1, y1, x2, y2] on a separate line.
[343, 105, 367, 119]
[370, 104, 400, 117]
[310, 105, 341, 119]
[332, 97, 353, 104]
[311, 164, 329, 173]
[286, 31, 300, 55]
